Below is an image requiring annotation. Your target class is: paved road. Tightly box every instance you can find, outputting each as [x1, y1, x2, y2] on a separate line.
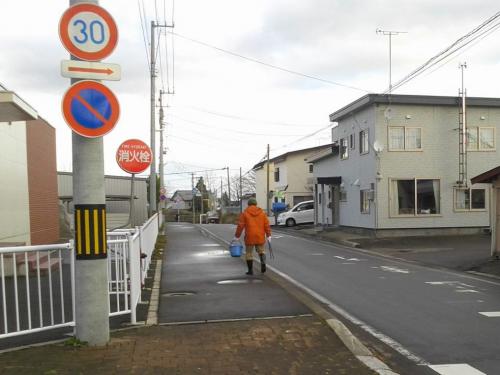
[203, 224, 500, 375]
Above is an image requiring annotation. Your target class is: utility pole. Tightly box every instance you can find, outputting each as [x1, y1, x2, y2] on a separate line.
[69, 0, 109, 345]
[226, 167, 231, 208]
[220, 177, 224, 209]
[149, 20, 174, 217]
[266, 144, 270, 215]
[192, 173, 195, 223]
[376, 29, 407, 94]
[158, 90, 165, 209]
[240, 167, 243, 214]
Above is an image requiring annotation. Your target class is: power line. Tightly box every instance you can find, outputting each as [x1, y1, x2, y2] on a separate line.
[387, 11, 500, 93]
[178, 105, 321, 128]
[137, 0, 151, 71]
[168, 31, 371, 93]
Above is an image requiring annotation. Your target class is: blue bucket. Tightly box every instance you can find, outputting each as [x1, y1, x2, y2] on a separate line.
[229, 241, 243, 257]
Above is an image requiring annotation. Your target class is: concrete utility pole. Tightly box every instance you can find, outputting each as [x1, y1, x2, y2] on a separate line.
[192, 173, 195, 223]
[70, 0, 109, 345]
[149, 21, 157, 216]
[158, 90, 166, 209]
[376, 29, 407, 94]
[149, 21, 174, 217]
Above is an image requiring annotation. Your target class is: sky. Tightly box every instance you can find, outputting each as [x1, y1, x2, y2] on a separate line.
[1, 1, 500, 195]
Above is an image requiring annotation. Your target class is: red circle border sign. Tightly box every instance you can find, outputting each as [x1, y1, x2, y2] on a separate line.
[62, 80, 120, 138]
[116, 139, 153, 174]
[59, 3, 118, 61]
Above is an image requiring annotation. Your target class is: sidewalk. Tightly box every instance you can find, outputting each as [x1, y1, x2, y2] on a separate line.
[282, 226, 500, 278]
[0, 223, 379, 375]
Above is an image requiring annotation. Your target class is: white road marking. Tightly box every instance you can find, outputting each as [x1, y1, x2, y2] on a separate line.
[455, 289, 479, 293]
[428, 363, 486, 375]
[342, 262, 356, 265]
[479, 311, 500, 317]
[347, 257, 363, 261]
[273, 235, 284, 239]
[426, 281, 481, 294]
[334, 255, 346, 260]
[310, 253, 324, 256]
[380, 266, 410, 274]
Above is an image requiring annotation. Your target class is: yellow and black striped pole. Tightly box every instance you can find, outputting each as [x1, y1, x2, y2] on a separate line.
[74, 204, 107, 259]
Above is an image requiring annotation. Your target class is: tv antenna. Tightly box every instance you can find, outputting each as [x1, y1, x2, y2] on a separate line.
[376, 28, 407, 94]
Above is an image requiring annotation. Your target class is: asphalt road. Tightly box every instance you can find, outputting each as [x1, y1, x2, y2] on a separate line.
[203, 224, 500, 375]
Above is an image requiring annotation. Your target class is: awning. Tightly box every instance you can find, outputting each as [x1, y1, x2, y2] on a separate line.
[0, 91, 38, 122]
[316, 176, 342, 185]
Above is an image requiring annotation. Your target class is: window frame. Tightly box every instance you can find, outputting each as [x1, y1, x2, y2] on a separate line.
[360, 190, 370, 214]
[274, 167, 280, 182]
[388, 126, 423, 151]
[389, 178, 441, 217]
[340, 138, 349, 160]
[359, 130, 369, 155]
[453, 187, 487, 211]
[467, 126, 496, 151]
[349, 133, 355, 150]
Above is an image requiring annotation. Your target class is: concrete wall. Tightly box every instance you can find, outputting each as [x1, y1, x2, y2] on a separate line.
[0, 121, 30, 244]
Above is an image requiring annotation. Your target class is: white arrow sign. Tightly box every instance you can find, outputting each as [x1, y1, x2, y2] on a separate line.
[61, 60, 121, 81]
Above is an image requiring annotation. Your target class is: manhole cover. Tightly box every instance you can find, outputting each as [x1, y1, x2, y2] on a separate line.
[162, 292, 195, 297]
[217, 279, 263, 285]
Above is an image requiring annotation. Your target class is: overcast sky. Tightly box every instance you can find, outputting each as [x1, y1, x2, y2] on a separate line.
[1, 1, 499, 194]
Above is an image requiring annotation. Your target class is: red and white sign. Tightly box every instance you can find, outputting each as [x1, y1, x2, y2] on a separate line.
[116, 139, 153, 174]
[62, 80, 120, 138]
[59, 3, 118, 61]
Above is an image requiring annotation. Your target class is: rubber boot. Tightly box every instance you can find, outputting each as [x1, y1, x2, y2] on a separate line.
[246, 260, 253, 275]
[259, 254, 266, 273]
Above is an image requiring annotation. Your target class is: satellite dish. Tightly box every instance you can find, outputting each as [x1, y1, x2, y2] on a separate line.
[373, 140, 384, 153]
[384, 106, 395, 120]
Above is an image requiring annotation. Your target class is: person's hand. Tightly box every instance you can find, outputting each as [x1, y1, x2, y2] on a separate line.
[233, 237, 240, 242]
[267, 236, 272, 243]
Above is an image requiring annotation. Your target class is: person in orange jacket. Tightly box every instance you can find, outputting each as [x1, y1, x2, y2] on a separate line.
[234, 197, 271, 275]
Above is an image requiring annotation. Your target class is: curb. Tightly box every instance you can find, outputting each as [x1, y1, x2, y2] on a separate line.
[196, 225, 400, 375]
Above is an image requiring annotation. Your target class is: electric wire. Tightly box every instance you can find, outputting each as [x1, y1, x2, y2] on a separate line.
[387, 12, 500, 93]
[137, 0, 151, 71]
[178, 105, 322, 128]
[168, 31, 371, 93]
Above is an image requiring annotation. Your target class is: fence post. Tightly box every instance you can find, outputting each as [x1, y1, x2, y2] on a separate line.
[128, 233, 139, 325]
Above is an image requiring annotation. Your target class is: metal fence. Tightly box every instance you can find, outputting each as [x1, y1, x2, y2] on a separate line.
[0, 213, 162, 339]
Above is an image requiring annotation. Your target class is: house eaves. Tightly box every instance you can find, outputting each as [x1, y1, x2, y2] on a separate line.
[329, 93, 500, 122]
[252, 143, 334, 170]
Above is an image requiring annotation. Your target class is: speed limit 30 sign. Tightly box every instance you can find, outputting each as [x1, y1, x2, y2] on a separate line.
[59, 3, 118, 61]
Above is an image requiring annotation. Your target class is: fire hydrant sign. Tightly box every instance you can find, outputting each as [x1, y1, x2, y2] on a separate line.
[116, 139, 153, 174]
[59, 3, 118, 61]
[62, 80, 119, 138]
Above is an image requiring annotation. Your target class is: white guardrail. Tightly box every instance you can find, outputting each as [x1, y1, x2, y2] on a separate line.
[0, 213, 163, 339]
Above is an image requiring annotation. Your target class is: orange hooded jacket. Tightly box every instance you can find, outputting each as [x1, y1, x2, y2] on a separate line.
[235, 205, 271, 245]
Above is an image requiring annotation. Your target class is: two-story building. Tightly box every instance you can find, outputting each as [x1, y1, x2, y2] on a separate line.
[309, 94, 500, 236]
[253, 144, 332, 214]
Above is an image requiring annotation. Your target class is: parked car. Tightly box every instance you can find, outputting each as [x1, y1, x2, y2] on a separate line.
[277, 200, 314, 227]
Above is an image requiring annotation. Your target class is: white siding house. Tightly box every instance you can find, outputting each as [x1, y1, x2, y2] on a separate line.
[310, 94, 500, 236]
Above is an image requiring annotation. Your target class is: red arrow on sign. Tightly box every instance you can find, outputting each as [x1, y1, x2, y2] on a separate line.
[61, 60, 121, 81]
[68, 67, 114, 75]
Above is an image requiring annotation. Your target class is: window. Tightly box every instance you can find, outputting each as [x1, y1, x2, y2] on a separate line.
[340, 138, 348, 160]
[467, 127, 495, 151]
[360, 190, 370, 214]
[388, 127, 422, 151]
[359, 130, 369, 154]
[455, 188, 486, 210]
[339, 189, 347, 201]
[274, 167, 280, 182]
[349, 134, 355, 149]
[390, 179, 440, 216]
[309, 164, 313, 173]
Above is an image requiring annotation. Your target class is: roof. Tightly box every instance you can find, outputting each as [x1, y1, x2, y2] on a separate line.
[0, 91, 38, 122]
[171, 190, 193, 201]
[57, 171, 148, 181]
[305, 144, 339, 164]
[329, 94, 500, 122]
[252, 143, 334, 170]
[471, 166, 500, 184]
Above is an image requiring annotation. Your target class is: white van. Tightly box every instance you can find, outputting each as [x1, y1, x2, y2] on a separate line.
[277, 200, 314, 227]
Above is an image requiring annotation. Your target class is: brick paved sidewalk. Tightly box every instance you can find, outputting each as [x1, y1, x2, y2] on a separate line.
[0, 316, 375, 375]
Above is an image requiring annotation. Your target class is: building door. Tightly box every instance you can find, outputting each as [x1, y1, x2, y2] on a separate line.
[332, 185, 340, 226]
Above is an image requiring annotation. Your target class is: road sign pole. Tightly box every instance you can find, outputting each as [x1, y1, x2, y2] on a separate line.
[70, 0, 109, 346]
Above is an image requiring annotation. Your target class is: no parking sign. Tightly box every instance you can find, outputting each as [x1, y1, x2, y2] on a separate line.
[62, 80, 119, 138]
